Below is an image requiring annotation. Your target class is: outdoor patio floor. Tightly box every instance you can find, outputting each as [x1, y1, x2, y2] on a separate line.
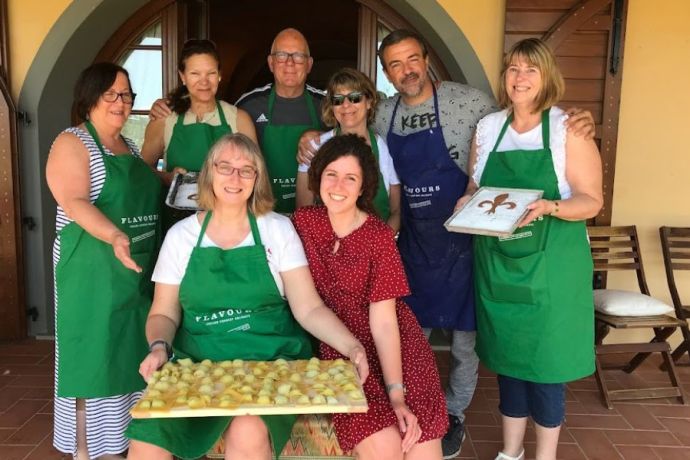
[1, 338, 689, 460]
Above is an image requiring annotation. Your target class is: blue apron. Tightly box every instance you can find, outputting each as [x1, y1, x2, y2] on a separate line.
[386, 86, 475, 330]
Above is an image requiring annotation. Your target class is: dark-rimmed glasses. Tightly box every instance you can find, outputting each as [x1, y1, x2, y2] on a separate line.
[271, 51, 309, 64]
[331, 91, 364, 106]
[213, 162, 257, 179]
[102, 91, 136, 104]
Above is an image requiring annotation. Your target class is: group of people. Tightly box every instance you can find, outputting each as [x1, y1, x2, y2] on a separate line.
[47, 25, 602, 460]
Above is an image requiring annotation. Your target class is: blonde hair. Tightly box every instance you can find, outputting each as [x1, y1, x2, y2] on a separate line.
[322, 68, 379, 128]
[497, 38, 565, 113]
[197, 133, 274, 215]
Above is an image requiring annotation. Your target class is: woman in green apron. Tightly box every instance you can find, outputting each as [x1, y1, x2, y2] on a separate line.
[126, 133, 368, 460]
[456, 39, 603, 460]
[139, 40, 257, 228]
[46, 63, 161, 459]
[295, 68, 401, 232]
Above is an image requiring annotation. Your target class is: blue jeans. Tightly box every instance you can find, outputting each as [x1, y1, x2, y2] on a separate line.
[424, 329, 479, 423]
[497, 375, 565, 428]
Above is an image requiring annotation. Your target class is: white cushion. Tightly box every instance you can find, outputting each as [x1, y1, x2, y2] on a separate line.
[594, 289, 674, 317]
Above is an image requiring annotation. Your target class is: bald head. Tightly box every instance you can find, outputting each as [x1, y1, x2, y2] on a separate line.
[267, 28, 314, 98]
[271, 28, 310, 56]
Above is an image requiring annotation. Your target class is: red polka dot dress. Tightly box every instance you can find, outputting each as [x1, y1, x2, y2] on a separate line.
[293, 206, 448, 451]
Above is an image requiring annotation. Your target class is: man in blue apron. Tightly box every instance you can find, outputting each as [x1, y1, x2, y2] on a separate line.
[236, 28, 325, 213]
[374, 29, 595, 459]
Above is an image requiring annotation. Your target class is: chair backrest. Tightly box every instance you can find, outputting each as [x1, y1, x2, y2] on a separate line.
[659, 226, 690, 315]
[586, 225, 650, 295]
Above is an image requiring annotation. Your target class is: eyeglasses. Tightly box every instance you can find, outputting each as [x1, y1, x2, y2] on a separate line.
[330, 91, 364, 106]
[213, 162, 257, 179]
[102, 91, 136, 104]
[271, 51, 309, 64]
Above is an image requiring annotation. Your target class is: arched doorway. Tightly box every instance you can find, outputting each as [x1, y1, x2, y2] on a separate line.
[17, 0, 491, 336]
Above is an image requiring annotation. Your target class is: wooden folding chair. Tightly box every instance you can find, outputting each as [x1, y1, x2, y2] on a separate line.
[659, 226, 690, 364]
[588, 225, 686, 409]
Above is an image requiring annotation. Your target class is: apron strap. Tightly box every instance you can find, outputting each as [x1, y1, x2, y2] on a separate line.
[196, 211, 213, 247]
[216, 100, 230, 129]
[195, 211, 262, 248]
[368, 127, 379, 158]
[388, 84, 441, 133]
[267, 87, 319, 128]
[540, 108, 550, 149]
[491, 113, 513, 153]
[248, 212, 262, 246]
[85, 120, 129, 157]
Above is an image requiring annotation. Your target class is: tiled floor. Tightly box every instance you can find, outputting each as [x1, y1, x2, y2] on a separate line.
[0, 338, 688, 460]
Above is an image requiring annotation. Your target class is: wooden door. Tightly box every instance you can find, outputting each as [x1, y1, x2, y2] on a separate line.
[505, 0, 628, 225]
[0, 0, 26, 339]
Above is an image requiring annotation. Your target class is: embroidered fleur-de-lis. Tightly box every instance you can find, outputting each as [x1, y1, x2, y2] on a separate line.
[478, 193, 517, 214]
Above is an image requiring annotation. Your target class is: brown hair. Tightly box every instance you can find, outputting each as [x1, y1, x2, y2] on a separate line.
[168, 39, 221, 114]
[197, 133, 274, 215]
[378, 29, 428, 70]
[497, 38, 565, 113]
[73, 62, 132, 122]
[321, 67, 378, 128]
[307, 134, 379, 215]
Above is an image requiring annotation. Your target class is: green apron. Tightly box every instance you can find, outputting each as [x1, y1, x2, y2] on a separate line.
[335, 127, 391, 221]
[163, 100, 232, 229]
[263, 87, 320, 214]
[474, 109, 594, 384]
[55, 121, 161, 398]
[126, 211, 312, 459]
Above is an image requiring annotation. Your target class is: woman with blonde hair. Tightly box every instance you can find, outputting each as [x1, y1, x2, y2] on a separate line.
[126, 133, 368, 460]
[457, 38, 603, 460]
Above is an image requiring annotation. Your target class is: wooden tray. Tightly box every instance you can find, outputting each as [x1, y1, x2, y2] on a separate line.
[131, 358, 368, 419]
[444, 186, 543, 237]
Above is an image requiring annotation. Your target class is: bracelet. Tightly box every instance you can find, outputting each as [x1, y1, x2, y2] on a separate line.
[385, 383, 407, 394]
[149, 339, 172, 359]
[550, 200, 560, 216]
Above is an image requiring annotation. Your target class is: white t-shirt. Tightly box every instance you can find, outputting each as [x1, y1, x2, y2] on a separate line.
[473, 106, 572, 199]
[163, 100, 239, 151]
[298, 129, 400, 192]
[152, 212, 308, 296]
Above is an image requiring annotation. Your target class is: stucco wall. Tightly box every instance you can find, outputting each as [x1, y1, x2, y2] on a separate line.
[7, 0, 71, 101]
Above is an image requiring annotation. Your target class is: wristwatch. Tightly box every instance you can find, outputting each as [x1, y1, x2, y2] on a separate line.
[149, 339, 172, 359]
[385, 382, 407, 394]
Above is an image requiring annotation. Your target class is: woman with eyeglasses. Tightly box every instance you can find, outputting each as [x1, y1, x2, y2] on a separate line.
[126, 133, 368, 460]
[293, 134, 446, 459]
[46, 62, 161, 459]
[295, 68, 401, 232]
[140, 39, 257, 228]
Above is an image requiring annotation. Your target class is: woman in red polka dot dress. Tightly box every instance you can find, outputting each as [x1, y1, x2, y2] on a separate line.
[293, 134, 448, 459]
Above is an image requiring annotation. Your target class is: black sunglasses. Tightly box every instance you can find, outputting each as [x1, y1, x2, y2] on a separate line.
[330, 91, 364, 106]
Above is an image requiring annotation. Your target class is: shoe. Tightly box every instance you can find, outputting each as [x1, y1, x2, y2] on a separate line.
[495, 449, 525, 460]
[442, 415, 466, 459]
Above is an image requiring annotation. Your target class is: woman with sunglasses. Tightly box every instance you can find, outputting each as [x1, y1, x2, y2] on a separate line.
[126, 133, 368, 460]
[141, 39, 257, 228]
[296, 68, 400, 232]
[46, 62, 161, 459]
[293, 134, 446, 459]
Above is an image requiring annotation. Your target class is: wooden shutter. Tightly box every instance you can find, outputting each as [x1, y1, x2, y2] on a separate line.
[505, 0, 628, 225]
[0, 0, 27, 339]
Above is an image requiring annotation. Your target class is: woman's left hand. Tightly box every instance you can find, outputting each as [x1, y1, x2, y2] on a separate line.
[111, 231, 142, 273]
[347, 344, 369, 384]
[564, 107, 596, 139]
[518, 199, 556, 227]
[391, 398, 422, 453]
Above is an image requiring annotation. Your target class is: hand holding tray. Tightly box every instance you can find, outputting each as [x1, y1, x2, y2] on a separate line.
[165, 172, 201, 211]
[444, 186, 544, 237]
